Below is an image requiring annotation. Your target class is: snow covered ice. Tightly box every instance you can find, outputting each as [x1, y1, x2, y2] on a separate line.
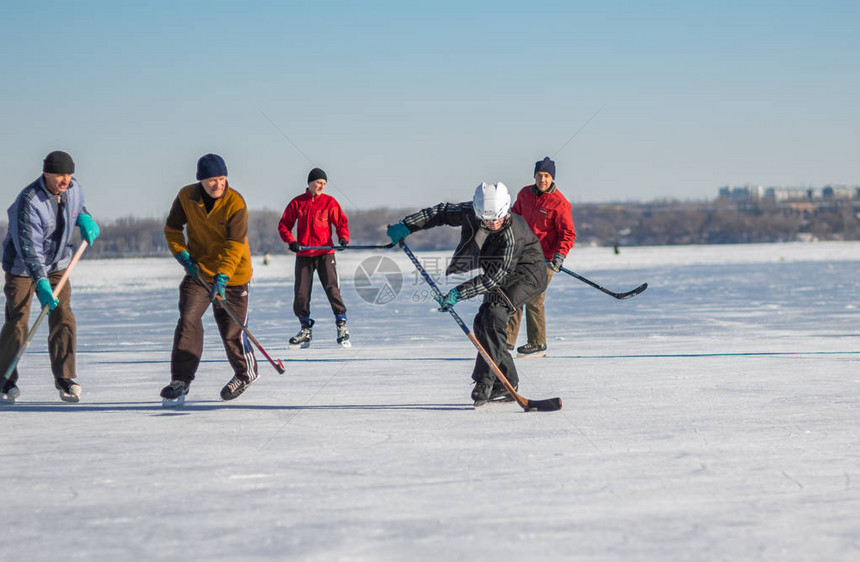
[1, 242, 858, 561]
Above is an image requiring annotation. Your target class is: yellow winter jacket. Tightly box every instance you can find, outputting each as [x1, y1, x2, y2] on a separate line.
[164, 183, 253, 285]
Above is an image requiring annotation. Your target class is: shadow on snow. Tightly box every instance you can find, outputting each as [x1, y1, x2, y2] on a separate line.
[1, 401, 474, 413]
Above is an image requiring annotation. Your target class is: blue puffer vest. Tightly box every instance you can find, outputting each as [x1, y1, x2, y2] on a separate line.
[2, 176, 87, 280]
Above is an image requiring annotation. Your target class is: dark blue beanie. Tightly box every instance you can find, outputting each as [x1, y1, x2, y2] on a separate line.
[534, 156, 556, 180]
[196, 153, 228, 180]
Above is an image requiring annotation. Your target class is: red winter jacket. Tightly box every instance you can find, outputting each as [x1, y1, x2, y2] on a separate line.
[278, 190, 350, 257]
[511, 184, 576, 260]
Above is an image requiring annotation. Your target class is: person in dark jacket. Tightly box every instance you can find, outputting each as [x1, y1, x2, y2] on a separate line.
[0, 151, 100, 404]
[277, 168, 351, 349]
[506, 156, 576, 357]
[386, 182, 548, 404]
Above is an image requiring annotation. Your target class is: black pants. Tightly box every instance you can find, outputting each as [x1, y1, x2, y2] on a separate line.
[293, 254, 346, 320]
[471, 300, 519, 388]
[0, 271, 76, 385]
[171, 276, 257, 384]
[470, 276, 546, 388]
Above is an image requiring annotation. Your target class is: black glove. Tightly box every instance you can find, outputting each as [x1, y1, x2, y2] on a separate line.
[551, 252, 565, 272]
[338, 237, 348, 247]
[289, 241, 301, 253]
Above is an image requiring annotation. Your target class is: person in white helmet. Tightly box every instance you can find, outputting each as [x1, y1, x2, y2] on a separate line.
[386, 182, 548, 405]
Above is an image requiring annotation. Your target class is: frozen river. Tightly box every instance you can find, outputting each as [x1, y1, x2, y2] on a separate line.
[1, 242, 858, 561]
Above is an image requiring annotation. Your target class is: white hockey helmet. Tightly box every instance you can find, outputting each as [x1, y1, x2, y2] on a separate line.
[473, 182, 511, 221]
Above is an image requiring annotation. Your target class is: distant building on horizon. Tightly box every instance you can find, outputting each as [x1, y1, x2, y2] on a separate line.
[719, 184, 859, 202]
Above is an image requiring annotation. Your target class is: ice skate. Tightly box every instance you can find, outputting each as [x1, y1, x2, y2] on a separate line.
[471, 381, 493, 408]
[516, 343, 546, 358]
[489, 382, 517, 403]
[161, 380, 189, 407]
[289, 319, 314, 349]
[220, 372, 258, 401]
[0, 381, 20, 405]
[336, 319, 351, 348]
[55, 378, 81, 403]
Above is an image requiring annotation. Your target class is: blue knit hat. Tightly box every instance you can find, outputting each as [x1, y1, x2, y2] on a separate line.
[534, 156, 556, 180]
[196, 153, 228, 180]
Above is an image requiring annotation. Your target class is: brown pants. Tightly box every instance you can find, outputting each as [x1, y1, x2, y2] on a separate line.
[170, 276, 257, 384]
[0, 271, 76, 385]
[506, 265, 555, 347]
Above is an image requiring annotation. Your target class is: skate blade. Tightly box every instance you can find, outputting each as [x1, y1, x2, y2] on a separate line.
[473, 396, 515, 409]
[339, 340, 352, 348]
[59, 391, 81, 403]
[289, 342, 311, 349]
[517, 351, 546, 359]
[162, 395, 186, 408]
[0, 393, 17, 405]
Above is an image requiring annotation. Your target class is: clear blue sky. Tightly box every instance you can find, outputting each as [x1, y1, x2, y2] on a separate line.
[1, 0, 858, 219]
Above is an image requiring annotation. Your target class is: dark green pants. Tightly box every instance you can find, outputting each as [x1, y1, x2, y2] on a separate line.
[0, 271, 76, 385]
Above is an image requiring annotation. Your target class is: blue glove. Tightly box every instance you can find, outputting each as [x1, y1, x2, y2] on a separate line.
[434, 288, 460, 311]
[76, 213, 100, 245]
[35, 279, 59, 311]
[387, 222, 410, 245]
[551, 252, 565, 272]
[175, 251, 198, 278]
[210, 274, 229, 301]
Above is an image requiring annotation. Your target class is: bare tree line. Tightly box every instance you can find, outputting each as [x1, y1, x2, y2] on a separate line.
[1, 198, 858, 258]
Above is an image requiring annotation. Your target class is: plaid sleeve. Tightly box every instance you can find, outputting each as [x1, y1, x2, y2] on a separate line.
[455, 226, 516, 300]
[402, 202, 471, 232]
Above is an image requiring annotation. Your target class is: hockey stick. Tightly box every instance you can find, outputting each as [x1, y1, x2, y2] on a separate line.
[2, 241, 89, 385]
[299, 243, 395, 251]
[193, 272, 286, 374]
[400, 241, 562, 412]
[555, 264, 647, 300]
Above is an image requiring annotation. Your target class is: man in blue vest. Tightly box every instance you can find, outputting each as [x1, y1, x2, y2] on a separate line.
[0, 151, 100, 404]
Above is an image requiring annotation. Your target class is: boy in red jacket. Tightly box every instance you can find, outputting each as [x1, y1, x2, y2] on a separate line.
[278, 168, 351, 348]
[506, 157, 576, 357]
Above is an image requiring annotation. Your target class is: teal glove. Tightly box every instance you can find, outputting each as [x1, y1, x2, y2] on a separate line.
[175, 251, 198, 278]
[434, 287, 460, 311]
[36, 279, 59, 311]
[387, 221, 410, 245]
[76, 213, 100, 245]
[210, 274, 229, 302]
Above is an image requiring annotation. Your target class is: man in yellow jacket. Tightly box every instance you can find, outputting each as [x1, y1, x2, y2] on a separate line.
[161, 153, 257, 406]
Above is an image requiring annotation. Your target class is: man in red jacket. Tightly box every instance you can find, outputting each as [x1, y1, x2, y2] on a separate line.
[277, 168, 351, 348]
[506, 157, 576, 357]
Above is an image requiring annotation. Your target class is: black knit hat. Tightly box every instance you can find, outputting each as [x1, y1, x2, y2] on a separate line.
[43, 151, 75, 174]
[533, 156, 556, 180]
[196, 153, 228, 180]
[307, 168, 327, 183]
